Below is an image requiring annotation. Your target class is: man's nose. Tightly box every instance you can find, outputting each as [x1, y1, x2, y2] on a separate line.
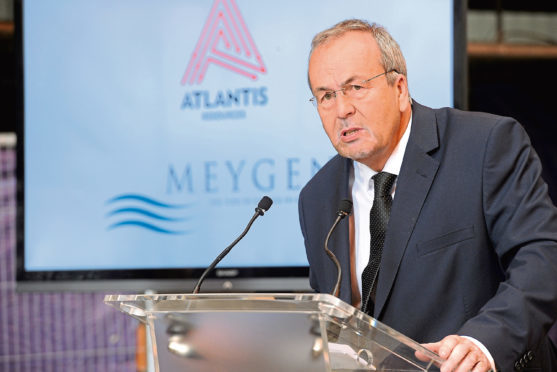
[335, 92, 355, 119]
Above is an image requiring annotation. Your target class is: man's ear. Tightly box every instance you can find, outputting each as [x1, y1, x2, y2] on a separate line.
[396, 74, 410, 112]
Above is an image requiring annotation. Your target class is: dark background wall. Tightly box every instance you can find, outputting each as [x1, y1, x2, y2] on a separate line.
[467, 0, 557, 203]
[0, 22, 14, 133]
[469, 58, 557, 202]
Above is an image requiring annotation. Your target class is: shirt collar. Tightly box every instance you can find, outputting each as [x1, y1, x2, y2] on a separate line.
[354, 114, 412, 188]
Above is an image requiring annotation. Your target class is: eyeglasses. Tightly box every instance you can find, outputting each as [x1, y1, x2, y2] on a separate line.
[309, 69, 398, 108]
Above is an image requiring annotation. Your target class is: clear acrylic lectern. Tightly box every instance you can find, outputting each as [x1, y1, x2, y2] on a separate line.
[104, 293, 443, 372]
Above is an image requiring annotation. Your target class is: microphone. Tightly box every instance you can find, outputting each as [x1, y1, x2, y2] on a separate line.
[324, 199, 353, 297]
[192, 196, 273, 294]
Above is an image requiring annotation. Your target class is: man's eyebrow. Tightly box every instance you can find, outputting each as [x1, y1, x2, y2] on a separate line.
[313, 75, 360, 92]
[341, 75, 359, 86]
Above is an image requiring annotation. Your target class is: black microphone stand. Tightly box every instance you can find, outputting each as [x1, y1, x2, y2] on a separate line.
[324, 199, 352, 297]
[192, 197, 272, 294]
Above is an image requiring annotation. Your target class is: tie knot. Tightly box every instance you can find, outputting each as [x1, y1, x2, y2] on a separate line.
[372, 172, 397, 198]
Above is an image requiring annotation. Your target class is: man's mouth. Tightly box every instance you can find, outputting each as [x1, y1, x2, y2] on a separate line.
[342, 128, 359, 136]
[340, 127, 362, 142]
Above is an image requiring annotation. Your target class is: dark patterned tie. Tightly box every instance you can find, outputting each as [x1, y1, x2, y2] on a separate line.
[361, 171, 397, 315]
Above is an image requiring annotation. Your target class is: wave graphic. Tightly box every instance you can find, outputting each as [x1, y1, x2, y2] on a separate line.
[106, 194, 194, 209]
[105, 193, 194, 235]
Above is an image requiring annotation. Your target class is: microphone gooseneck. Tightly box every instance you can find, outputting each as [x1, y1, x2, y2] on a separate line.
[324, 199, 353, 297]
[192, 196, 273, 294]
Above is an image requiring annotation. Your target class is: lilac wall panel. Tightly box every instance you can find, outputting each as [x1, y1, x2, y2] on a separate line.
[0, 142, 137, 372]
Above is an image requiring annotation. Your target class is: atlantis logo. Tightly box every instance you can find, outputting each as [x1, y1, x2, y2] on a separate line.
[181, 0, 266, 84]
[179, 0, 268, 121]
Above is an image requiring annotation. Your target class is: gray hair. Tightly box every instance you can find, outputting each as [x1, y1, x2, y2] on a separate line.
[309, 19, 408, 88]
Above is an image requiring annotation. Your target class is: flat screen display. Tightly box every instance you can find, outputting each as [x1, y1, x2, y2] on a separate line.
[16, 0, 464, 291]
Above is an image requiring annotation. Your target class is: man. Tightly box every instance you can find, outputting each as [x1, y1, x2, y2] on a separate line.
[298, 19, 557, 372]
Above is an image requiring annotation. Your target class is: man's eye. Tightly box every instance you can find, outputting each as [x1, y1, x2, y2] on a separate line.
[321, 92, 334, 102]
[351, 84, 364, 91]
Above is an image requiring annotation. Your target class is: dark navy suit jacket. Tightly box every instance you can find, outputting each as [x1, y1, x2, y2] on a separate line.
[298, 102, 557, 371]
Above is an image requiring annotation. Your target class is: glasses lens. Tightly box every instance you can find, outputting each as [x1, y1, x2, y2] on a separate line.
[349, 83, 371, 99]
[316, 91, 336, 108]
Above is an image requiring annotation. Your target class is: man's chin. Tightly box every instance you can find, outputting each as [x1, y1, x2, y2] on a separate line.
[339, 149, 374, 162]
[336, 148, 381, 169]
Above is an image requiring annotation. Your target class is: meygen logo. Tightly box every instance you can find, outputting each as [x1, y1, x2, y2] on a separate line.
[180, 0, 268, 120]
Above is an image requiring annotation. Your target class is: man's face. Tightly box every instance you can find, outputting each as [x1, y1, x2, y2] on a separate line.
[308, 31, 410, 171]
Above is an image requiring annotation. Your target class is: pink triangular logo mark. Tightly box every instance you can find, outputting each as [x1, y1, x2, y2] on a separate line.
[181, 0, 267, 85]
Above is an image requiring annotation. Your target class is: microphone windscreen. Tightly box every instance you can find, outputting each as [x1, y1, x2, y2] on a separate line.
[258, 196, 273, 211]
[338, 199, 353, 215]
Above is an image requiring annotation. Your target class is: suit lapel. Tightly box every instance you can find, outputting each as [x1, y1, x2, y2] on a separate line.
[374, 102, 440, 317]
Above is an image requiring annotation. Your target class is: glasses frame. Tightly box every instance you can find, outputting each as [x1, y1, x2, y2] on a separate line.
[309, 69, 399, 108]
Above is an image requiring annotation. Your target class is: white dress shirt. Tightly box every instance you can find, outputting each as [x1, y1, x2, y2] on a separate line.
[352, 117, 411, 294]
